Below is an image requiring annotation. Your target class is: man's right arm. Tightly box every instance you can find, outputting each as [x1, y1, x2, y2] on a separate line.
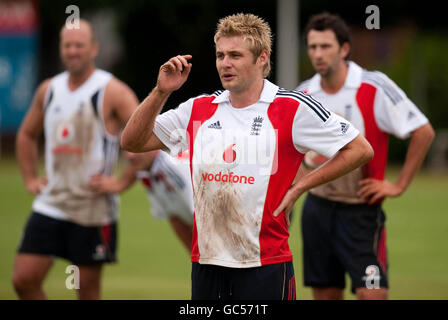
[16, 79, 50, 194]
[120, 88, 171, 152]
[121, 55, 192, 153]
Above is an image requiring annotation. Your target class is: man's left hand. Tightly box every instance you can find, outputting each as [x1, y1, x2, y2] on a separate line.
[88, 174, 121, 194]
[273, 187, 300, 226]
[358, 178, 403, 204]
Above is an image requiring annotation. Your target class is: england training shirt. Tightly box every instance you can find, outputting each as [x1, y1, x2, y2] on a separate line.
[154, 79, 359, 268]
[297, 62, 429, 204]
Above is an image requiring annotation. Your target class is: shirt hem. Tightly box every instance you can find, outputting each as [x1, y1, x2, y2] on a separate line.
[32, 202, 118, 226]
[191, 254, 292, 268]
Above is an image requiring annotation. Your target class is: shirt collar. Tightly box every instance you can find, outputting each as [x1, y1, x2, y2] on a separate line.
[212, 79, 278, 104]
[345, 61, 363, 88]
[306, 61, 363, 94]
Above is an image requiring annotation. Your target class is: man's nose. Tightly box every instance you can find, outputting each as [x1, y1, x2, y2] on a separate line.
[221, 55, 232, 67]
[313, 47, 324, 58]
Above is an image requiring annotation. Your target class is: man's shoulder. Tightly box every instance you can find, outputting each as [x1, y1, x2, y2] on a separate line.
[295, 78, 313, 93]
[94, 69, 113, 81]
[104, 74, 137, 99]
[294, 72, 321, 93]
[275, 87, 318, 106]
[276, 87, 306, 100]
[275, 87, 332, 123]
[39, 77, 53, 91]
[188, 90, 226, 105]
[360, 69, 405, 104]
[197, 89, 225, 100]
[45, 71, 67, 88]
[35, 77, 55, 103]
[88, 69, 114, 93]
[361, 68, 391, 86]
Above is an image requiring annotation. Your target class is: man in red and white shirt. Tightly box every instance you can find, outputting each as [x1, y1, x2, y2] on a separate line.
[121, 13, 373, 300]
[296, 12, 434, 300]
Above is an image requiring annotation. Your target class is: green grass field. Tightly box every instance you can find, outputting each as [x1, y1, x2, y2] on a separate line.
[1, 156, 447, 299]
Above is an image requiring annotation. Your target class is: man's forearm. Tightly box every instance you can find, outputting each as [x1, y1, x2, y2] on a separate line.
[116, 165, 138, 192]
[121, 87, 170, 152]
[293, 163, 309, 184]
[16, 132, 39, 183]
[294, 135, 373, 196]
[395, 123, 435, 193]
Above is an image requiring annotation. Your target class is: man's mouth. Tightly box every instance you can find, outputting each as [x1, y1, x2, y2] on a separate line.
[66, 56, 81, 62]
[222, 73, 235, 81]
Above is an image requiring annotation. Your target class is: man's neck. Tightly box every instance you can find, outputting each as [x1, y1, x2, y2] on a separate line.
[320, 61, 348, 94]
[229, 78, 265, 108]
[68, 65, 96, 91]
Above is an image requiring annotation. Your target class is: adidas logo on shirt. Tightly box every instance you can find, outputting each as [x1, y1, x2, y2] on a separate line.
[208, 121, 222, 129]
[340, 122, 350, 134]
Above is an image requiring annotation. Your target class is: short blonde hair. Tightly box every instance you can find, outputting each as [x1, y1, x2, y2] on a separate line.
[214, 13, 272, 78]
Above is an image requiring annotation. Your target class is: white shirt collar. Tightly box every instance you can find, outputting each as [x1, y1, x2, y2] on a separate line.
[212, 79, 278, 104]
[345, 61, 363, 88]
[306, 61, 363, 94]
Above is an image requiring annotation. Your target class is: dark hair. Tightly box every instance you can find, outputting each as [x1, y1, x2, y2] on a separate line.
[304, 12, 351, 48]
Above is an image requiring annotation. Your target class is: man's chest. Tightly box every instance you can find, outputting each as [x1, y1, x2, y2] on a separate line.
[313, 89, 367, 135]
[190, 106, 278, 175]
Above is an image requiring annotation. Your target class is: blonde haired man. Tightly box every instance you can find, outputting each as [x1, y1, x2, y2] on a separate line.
[214, 13, 272, 78]
[121, 13, 373, 300]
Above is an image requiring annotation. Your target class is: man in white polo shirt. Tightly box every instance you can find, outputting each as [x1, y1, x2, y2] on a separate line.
[13, 20, 139, 300]
[121, 13, 373, 300]
[296, 12, 435, 300]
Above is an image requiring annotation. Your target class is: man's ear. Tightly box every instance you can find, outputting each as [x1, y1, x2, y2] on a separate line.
[340, 42, 350, 60]
[91, 42, 99, 60]
[257, 50, 269, 66]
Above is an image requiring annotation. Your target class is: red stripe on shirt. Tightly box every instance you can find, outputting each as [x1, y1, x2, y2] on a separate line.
[260, 98, 303, 265]
[186, 96, 219, 262]
[356, 82, 389, 204]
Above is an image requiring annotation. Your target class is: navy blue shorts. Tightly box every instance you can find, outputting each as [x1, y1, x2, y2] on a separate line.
[301, 193, 388, 292]
[191, 261, 296, 300]
[18, 211, 117, 265]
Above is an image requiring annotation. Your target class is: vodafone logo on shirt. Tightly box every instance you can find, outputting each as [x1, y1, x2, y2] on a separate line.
[201, 170, 255, 185]
[56, 123, 75, 144]
[223, 144, 237, 163]
[201, 143, 255, 185]
[52, 122, 82, 155]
